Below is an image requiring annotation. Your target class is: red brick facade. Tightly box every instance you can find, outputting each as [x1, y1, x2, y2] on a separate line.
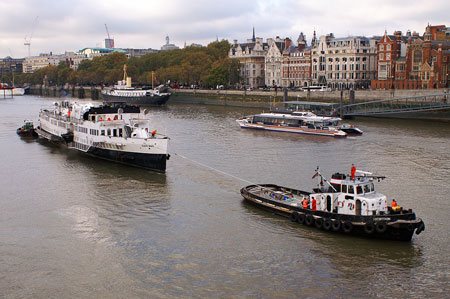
[372, 24, 450, 90]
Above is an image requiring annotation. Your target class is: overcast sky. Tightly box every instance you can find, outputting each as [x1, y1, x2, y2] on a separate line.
[0, 0, 448, 58]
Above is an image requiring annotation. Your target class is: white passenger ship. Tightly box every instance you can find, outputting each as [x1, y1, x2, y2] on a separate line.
[236, 111, 354, 138]
[36, 101, 170, 172]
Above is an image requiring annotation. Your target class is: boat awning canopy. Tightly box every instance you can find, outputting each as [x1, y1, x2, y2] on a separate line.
[283, 101, 340, 107]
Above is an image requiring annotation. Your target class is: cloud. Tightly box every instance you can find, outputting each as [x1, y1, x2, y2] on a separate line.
[0, 0, 448, 58]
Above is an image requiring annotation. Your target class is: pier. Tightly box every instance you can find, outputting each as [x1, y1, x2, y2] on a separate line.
[342, 93, 450, 118]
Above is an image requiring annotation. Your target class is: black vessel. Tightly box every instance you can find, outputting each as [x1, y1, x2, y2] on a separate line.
[240, 168, 425, 241]
[16, 120, 38, 138]
[101, 64, 171, 106]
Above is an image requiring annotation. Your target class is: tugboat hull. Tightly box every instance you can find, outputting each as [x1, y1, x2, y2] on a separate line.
[241, 184, 425, 241]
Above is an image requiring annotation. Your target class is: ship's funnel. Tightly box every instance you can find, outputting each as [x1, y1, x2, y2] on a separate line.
[126, 77, 132, 88]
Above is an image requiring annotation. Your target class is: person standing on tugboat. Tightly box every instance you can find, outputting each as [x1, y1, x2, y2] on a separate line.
[351, 164, 356, 180]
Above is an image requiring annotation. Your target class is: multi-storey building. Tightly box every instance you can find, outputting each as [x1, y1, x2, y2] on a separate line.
[23, 53, 65, 73]
[372, 24, 450, 89]
[229, 30, 268, 88]
[281, 33, 311, 88]
[375, 31, 408, 81]
[0, 57, 24, 76]
[78, 47, 127, 59]
[311, 34, 378, 90]
[265, 37, 290, 87]
[23, 52, 89, 73]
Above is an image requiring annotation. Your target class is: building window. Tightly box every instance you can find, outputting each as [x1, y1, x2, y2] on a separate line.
[386, 53, 391, 60]
[379, 53, 384, 60]
[414, 50, 422, 63]
[386, 44, 391, 51]
[380, 45, 384, 51]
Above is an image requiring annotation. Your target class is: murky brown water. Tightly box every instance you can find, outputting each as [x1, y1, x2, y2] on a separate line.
[1, 95, 449, 298]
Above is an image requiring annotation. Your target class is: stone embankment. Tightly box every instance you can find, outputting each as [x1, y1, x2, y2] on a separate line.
[27, 85, 449, 109]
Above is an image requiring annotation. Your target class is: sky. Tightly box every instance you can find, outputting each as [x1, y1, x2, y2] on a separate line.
[0, 0, 449, 58]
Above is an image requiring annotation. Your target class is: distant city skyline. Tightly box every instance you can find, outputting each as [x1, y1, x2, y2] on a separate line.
[0, 0, 448, 58]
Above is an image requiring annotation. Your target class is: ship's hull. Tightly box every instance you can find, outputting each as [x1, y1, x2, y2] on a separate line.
[36, 127, 168, 172]
[101, 93, 170, 106]
[17, 128, 38, 138]
[241, 184, 425, 241]
[87, 146, 168, 172]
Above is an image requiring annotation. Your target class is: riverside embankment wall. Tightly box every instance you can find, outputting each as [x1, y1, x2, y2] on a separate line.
[27, 85, 449, 109]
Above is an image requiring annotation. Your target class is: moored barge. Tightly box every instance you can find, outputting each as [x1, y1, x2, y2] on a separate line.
[240, 168, 425, 241]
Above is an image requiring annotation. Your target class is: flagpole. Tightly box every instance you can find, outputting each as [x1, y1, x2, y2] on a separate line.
[152, 71, 154, 89]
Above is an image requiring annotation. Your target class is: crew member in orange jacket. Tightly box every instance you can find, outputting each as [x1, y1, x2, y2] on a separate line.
[302, 198, 308, 209]
[351, 164, 356, 180]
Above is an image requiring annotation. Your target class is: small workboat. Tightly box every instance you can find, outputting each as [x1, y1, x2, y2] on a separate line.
[240, 167, 425, 241]
[17, 120, 38, 138]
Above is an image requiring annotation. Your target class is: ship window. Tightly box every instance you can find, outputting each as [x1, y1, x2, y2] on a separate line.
[107, 129, 111, 136]
[101, 130, 105, 136]
[364, 184, 371, 193]
[342, 185, 347, 193]
[113, 129, 117, 137]
[357, 185, 363, 194]
[370, 183, 374, 192]
[118, 128, 123, 137]
[331, 183, 341, 192]
[348, 185, 354, 194]
[345, 195, 354, 200]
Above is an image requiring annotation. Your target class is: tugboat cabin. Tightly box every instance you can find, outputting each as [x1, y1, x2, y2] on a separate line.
[313, 171, 387, 216]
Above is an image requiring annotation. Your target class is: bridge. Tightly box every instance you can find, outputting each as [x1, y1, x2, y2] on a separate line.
[342, 93, 450, 117]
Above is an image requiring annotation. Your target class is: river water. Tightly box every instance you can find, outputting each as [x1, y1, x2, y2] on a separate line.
[1, 95, 449, 298]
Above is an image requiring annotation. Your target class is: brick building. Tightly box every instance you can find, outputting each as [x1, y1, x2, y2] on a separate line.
[281, 32, 312, 88]
[372, 24, 450, 89]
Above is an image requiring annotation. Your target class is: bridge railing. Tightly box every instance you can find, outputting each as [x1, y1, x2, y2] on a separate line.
[343, 93, 450, 116]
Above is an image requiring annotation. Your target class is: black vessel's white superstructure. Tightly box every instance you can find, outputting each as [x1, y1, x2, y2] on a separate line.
[36, 101, 170, 172]
[101, 64, 171, 106]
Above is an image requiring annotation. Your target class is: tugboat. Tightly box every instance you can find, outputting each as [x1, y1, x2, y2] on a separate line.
[35, 100, 170, 172]
[236, 111, 358, 138]
[101, 65, 171, 106]
[240, 167, 425, 241]
[16, 120, 38, 137]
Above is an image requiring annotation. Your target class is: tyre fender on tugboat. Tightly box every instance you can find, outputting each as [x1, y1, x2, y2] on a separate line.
[323, 218, 332, 231]
[342, 222, 353, 233]
[364, 223, 375, 234]
[290, 212, 299, 222]
[297, 213, 305, 224]
[315, 217, 323, 229]
[332, 219, 342, 231]
[416, 221, 425, 235]
[375, 222, 387, 233]
[305, 214, 314, 226]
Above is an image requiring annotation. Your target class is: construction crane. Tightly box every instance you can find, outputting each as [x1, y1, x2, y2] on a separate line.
[24, 16, 39, 58]
[104, 24, 114, 48]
